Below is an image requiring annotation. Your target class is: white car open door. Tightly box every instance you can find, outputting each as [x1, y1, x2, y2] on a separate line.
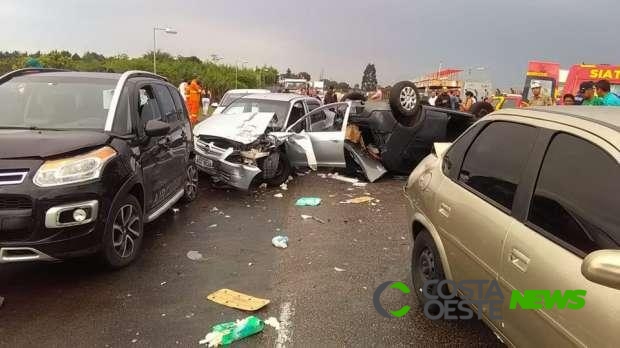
[284, 102, 352, 169]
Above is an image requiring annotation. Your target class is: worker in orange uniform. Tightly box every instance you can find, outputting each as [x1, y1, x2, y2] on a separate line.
[185, 79, 203, 125]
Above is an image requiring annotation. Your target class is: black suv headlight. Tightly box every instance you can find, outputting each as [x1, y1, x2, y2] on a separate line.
[33, 146, 117, 187]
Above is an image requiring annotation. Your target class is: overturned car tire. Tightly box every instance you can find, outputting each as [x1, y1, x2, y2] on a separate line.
[340, 91, 367, 102]
[470, 101, 494, 119]
[389, 81, 421, 126]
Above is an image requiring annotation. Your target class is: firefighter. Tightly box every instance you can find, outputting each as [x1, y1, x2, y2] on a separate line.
[528, 81, 553, 106]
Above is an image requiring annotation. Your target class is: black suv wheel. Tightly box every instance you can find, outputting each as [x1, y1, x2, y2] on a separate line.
[182, 161, 199, 203]
[100, 194, 143, 269]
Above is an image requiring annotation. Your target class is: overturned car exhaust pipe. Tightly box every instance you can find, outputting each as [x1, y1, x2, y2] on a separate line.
[0, 247, 58, 263]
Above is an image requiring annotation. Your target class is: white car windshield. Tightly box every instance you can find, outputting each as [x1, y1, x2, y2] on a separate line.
[0, 75, 117, 130]
[222, 98, 290, 127]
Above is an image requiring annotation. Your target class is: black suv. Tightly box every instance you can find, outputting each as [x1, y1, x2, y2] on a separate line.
[0, 69, 198, 268]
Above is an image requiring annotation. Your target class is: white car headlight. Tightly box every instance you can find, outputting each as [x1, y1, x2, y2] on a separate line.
[33, 146, 117, 187]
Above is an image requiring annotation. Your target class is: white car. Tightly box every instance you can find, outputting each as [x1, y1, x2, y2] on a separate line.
[212, 89, 270, 115]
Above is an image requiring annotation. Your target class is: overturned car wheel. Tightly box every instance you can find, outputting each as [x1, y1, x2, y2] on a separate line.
[390, 81, 421, 126]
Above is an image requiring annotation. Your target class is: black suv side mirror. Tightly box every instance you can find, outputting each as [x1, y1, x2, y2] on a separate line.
[144, 119, 170, 137]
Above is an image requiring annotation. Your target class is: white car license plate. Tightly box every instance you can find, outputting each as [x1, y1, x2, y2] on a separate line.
[196, 156, 213, 168]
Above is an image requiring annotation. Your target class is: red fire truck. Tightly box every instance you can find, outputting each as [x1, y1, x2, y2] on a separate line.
[494, 61, 620, 109]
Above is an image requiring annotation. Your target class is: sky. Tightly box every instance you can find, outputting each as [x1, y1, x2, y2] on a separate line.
[1, 0, 618, 88]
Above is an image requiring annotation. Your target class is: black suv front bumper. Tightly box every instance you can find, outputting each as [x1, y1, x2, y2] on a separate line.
[0, 160, 126, 263]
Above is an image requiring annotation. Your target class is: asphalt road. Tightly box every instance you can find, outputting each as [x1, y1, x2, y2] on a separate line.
[0, 173, 501, 347]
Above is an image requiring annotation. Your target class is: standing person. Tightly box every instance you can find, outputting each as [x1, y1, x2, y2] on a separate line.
[595, 79, 620, 106]
[528, 81, 553, 106]
[435, 87, 452, 109]
[449, 90, 460, 110]
[579, 81, 603, 106]
[428, 91, 437, 106]
[369, 85, 383, 101]
[201, 86, 211, 116]
[179, 79, 189, 101]
[186, 79, 203, 125]
[460, 91, 475, 112]
[324, 86, 338, 104]
[562, 94, 576, 105]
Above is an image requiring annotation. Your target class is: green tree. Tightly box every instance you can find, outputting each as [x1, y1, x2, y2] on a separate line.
[297, 72, 311, 81]
[361, 63, 378, 91]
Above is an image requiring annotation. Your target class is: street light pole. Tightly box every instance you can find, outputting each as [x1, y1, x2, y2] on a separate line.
[152, 27, 178, 74]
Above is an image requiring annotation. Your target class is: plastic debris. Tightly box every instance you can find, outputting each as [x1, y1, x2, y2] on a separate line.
[272, 235, 289, 249]
[317, 173, 328, 178]
[352, 182, 368, 187]
[295, 197, 322, 206]
[131, 338, 138, 343]
[279, 183, 288, 191]
[339, 196, 374, 204]
[199, 316, 264, 347]
[187, 250, 204, 261]
[225, 215, 231, 218]
[160, 281, 167, 286]
[211, 207, 219, 212]
[172, 208, 180, 214]
[186, 313, 195, 319]
[334, 267, 346, 272]
[300, 215, 326, 224]
[273, 193, 284, 198]
[264, 317, 280, 330]
[209, 224, 218, 228]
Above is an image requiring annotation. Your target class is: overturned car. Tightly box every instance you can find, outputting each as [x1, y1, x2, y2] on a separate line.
[193, 83, 475, 190]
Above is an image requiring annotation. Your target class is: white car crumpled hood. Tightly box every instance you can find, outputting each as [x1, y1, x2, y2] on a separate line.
[193, 112, 277, 145]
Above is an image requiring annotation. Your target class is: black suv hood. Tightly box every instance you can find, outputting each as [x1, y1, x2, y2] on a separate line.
[0, 130, 111, 159]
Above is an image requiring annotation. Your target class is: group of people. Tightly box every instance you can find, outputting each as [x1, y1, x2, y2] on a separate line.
[429, 87, 481, 112]
[560, 79, 620, 106]
[178, 78, 212, 125]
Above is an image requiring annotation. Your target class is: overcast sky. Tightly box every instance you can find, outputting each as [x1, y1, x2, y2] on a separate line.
[1, 0, 617, 88]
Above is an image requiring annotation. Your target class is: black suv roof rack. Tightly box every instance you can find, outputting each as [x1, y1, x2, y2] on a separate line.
[0, 68, 71, 84]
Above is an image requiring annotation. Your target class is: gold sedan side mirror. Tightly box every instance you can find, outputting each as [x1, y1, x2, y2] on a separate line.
[581, 250, 620, 290]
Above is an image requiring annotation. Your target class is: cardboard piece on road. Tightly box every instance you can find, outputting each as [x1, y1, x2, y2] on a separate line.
[207, 289, 270, 311]
[339, 196, 374, 204]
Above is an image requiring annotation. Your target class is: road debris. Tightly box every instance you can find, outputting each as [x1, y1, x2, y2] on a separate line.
[187, 250, 204, 261]
[225, 215, 231, 218]
[211, 207, 219, 212]
[172, 208, 180, 214]
[259, 183, 268, 189]
[264, 317, 281, 330]
[272, 235, 289, 249]
[295, 197, 322, 206]
[208, 289, 270, 311]
[273, 193, 284, 198]
[131, 338, 138, 343]
[352, 182, 368, 187]
[186, 313, 195, 319]
[209, 224, 218, 228]
[199, 316, 264, 347]
[300, 214, 326, 224]
[160, 281, 167, 286]
[339, 196, 375, 204]
[328, 173, 359, 184]
[334, 267, 346, 272]
[279, 183, 288, 191]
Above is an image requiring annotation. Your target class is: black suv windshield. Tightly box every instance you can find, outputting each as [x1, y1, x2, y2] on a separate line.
[0, 75, 118, 130]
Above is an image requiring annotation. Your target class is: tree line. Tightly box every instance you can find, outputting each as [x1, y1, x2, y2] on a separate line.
[0, 50, 279, 100]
